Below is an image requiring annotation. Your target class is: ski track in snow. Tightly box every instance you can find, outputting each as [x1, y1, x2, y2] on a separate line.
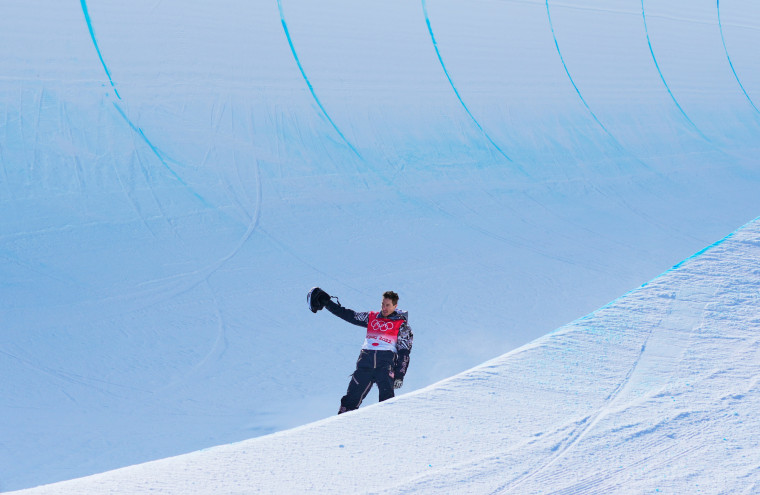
[111, 102, 212, 209]
[76, 0, 266, 392]
[79, 0, 266, 293]
[375, 218, 760, 494]
[498, 330, 656, 492]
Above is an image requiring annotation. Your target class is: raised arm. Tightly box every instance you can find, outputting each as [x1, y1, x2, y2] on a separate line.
[325, 299, 369, 328]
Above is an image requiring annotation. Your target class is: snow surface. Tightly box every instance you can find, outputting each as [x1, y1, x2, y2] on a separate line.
[1, 0, 759, 492]
[12, 216, 760, 494]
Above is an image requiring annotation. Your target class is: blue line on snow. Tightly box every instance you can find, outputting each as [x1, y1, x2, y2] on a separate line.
[80, 0, 121, 100]
[421, 0, 513, 163]
[275, 0, 362, 159]
[112, 103, 211, 207]
[544, 1, 662, 175]
[545, 0, 614, 138]
[79, 0, 211, 208]
[640, 0, 711, 142]
[578, 214, 759, 324]
[717, 0, 760, 115]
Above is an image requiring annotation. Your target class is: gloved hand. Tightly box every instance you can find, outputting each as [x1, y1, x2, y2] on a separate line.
[307, 287, 331, 313]
[317, 289, 331, 306]
[393, 378, 404, 390]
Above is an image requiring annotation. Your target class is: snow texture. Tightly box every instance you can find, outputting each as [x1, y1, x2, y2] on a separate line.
[13, 217, 760, 494]
[1, 0, 759, 492]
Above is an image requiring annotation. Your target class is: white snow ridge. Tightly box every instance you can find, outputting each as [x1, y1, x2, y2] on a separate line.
[2, 0, 760, 493]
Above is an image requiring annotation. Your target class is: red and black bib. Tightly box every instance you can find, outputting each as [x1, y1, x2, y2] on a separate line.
[363, 312, 404, 351]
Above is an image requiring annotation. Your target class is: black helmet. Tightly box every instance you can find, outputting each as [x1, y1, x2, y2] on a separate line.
[307, 287, 330, 313]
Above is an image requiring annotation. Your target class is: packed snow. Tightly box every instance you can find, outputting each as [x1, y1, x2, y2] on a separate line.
[1, 0, 759, 492]
[13, 216, 760, 494]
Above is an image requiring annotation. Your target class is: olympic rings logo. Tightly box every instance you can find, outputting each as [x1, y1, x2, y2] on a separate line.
[371, 320, 395, 333]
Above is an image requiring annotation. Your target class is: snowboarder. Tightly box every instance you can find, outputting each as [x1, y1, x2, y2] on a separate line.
[308, 287, 413, 414]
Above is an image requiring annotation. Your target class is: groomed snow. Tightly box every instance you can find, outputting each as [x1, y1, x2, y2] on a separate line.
[2, 0, 759, 492]
[14, 217, 760, 493]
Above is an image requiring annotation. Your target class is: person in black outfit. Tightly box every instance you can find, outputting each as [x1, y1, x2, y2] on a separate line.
[308, 288, 413, 414]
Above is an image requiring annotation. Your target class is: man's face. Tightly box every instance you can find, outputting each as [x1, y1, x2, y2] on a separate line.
[381, 297, 397, 317]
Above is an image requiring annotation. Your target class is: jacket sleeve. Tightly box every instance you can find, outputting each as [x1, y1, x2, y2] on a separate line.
[325, 299, 369, 328]
[394, 320, 413, 379]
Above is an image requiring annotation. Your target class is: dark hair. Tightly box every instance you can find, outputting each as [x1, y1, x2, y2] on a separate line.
[383, 291, 399, 305]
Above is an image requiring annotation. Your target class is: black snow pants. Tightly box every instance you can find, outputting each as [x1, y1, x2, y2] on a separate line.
[339, 349, 396, 414]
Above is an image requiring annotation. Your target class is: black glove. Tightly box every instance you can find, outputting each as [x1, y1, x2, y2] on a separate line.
[307, 287, 331, 313]
[393, 378, 404, 389]
[317, 290, 331, 306]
